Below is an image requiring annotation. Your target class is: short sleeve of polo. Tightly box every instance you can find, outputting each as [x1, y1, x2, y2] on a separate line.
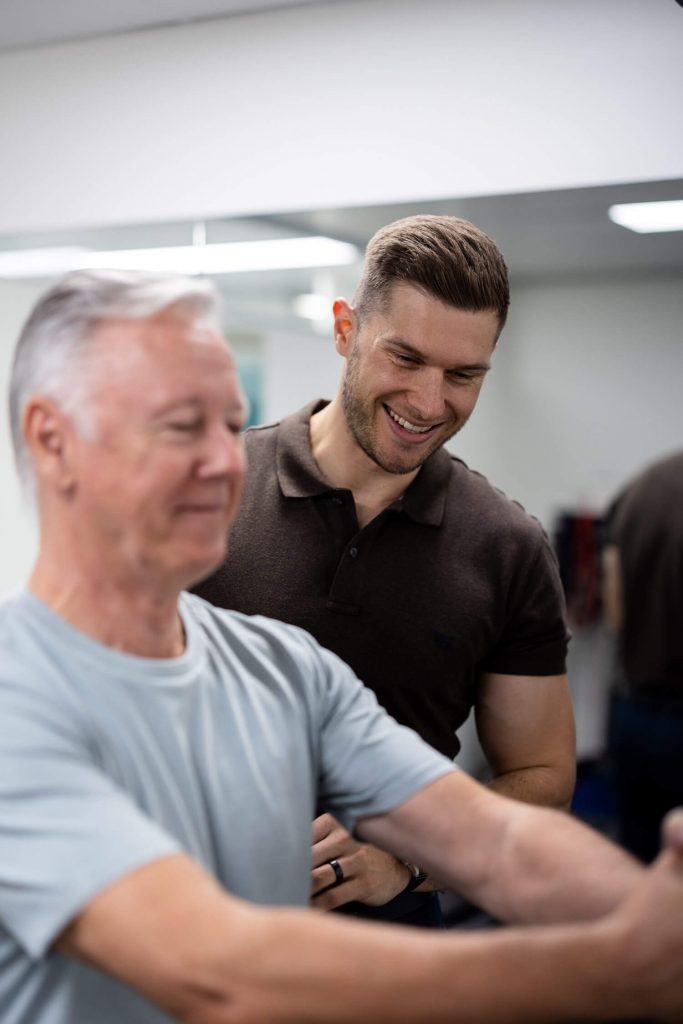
[480, 531, 569, 677]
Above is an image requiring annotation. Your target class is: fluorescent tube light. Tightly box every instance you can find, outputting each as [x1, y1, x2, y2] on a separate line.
[607, 200, 683, 233]
[0, 247, 88, 278]
[0, 236, 359, 280]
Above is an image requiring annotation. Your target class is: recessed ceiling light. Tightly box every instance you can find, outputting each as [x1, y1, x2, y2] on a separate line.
[607, 200, 683, 233]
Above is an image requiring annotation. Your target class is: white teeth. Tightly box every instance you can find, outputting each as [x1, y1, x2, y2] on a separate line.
[387, 407, 431, 434]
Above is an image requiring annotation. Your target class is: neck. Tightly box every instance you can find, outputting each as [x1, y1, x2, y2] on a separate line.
[29, 550, 186, 659]
[310, 398, 418, 528]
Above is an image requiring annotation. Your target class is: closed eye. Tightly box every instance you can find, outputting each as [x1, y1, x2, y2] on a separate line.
[447, 369, 486, 383]
[392, 351, 421, 367]
[167, 420, 202, 433]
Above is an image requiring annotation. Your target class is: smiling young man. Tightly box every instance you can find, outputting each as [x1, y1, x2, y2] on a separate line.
[194, 215, 576, 925]
[2, 268, 683, 1024]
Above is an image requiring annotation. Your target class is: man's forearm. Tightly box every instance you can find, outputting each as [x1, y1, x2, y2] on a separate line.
[188, 904, 644, 1024]
[360, 774, 641, 927]
[59, 838, 683, 1023]
[471, 801, 642, 925]
[225, 842, 683, 1024]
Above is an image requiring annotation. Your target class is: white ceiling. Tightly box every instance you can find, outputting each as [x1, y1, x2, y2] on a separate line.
[0, 0, 338, 52]
[0, 0, 680, 334]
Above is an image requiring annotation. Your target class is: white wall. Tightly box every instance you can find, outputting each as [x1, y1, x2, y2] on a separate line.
[0, 281, 42, 595]
[0, 0, 681, 233]
[262, 329, 341, 424]
[452, 273, 683, 528]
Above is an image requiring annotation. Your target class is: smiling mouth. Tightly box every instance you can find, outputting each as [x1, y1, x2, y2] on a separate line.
[384, 404, 437, 435]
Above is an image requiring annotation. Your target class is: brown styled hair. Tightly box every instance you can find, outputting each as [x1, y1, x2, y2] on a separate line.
[353, 215, 509, 335]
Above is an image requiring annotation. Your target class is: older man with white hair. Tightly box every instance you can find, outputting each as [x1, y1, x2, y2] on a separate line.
[1, 269, 683, 1024]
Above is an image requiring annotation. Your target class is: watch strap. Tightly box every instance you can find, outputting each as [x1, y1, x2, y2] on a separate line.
[401, 863, 428, 894]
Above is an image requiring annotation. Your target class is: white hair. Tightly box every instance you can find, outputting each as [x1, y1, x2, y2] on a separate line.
[8, 268, 221, 495]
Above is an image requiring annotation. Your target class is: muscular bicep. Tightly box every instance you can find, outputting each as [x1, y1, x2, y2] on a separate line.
[475, 672, 576, 808]
[56, 853, 254, 1020]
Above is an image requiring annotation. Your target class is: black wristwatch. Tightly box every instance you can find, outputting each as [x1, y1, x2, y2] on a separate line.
[401, 862, 428, 894]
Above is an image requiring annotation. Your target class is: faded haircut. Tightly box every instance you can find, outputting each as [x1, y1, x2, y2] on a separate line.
[353, 215, 509, 334]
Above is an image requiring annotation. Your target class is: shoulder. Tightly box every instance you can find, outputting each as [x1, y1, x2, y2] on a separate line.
[240, 419, 280, 467]
[183, 593, 353, 692]
[185, 590, 311, 646]
[614, 450, 683, 526]
[243, 400, 322, 452]
[0, 590, 44, 682]
[443, 452, 549, 549]
[0, 594, 87, 748]
[243, 419, 280, 446]
[0, 587, 26, 630]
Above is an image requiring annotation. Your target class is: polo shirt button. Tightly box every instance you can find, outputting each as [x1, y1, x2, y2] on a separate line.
[332, 495, 343, 505]
[349, 546, 359, 559]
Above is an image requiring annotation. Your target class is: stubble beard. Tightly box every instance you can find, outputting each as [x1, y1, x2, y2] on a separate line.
[341, 349, 459, 476]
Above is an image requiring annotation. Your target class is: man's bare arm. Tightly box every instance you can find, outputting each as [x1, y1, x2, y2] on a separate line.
[358, 770, 642, 924]
[476, 671, 577, 810]
[57, 822, 683, 1024]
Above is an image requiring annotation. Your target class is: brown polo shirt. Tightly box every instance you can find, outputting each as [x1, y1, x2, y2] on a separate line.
[195, 400, 569, 759]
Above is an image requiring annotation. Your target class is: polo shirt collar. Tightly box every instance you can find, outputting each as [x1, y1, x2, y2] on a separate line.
[275, 399, 451, 526]
[275, 400, 333, 498]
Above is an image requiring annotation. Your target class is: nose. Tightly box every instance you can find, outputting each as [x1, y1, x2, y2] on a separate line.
[197, 424, 246, 480]
[408, 367, 447, 422]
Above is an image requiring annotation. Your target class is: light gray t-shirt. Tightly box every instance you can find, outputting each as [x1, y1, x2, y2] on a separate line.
[0, 589, 455, 1024]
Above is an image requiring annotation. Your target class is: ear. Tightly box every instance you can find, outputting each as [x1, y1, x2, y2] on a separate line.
[22, 396, 77, 494]
[332, 298, 357, 357]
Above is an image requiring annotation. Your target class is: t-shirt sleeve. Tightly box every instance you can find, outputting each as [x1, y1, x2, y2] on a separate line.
[480, 530, 570, 677]
[0, 674, 180, 959]
[303, 638, 457, 834]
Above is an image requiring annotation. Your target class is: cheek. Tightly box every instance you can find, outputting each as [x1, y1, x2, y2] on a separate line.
[105, 460, 182, 521]
[453, 384, 483, 414]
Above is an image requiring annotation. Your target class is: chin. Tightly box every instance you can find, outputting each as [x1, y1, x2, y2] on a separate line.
[180, 543, 227, 589]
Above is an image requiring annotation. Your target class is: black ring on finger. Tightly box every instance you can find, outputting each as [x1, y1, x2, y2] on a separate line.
[328, 858, 344, 886]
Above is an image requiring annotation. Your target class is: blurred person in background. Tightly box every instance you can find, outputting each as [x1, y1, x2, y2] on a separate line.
[603, 449, 683, 862]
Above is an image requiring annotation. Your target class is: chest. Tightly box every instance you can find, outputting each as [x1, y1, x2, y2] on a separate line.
[81, 675, 318, 905]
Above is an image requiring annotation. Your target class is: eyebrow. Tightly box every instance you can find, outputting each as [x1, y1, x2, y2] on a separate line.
[385, 337, 491, 374]
[154, 397, 248, 420]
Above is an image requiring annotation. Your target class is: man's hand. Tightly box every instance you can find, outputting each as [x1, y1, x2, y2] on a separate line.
[663, 807, 683, 855]
[601, 809, 683, 1022]
[311, 813, 412, 910]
